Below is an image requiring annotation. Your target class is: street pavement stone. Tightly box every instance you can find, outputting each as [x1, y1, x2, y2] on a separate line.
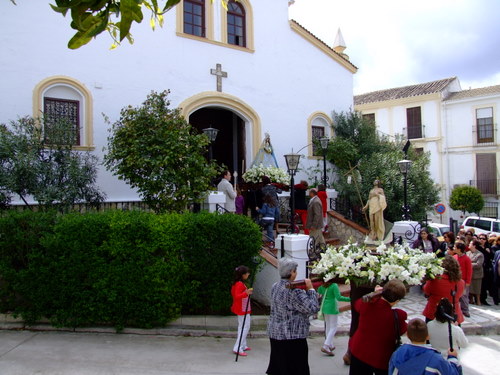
[0, 331, 499, 374]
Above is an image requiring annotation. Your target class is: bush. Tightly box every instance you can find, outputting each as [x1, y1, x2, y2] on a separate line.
[0, 210, 261, 330]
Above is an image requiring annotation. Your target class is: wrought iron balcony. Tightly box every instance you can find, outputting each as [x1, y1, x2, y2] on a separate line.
[403, 125, 425, 140]
[469, 179, 499, 196]
[472, 123, 497, 146]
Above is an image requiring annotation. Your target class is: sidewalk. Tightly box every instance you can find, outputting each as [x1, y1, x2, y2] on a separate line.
[1, 287, 499, 337]
[0, 331, 498, 374]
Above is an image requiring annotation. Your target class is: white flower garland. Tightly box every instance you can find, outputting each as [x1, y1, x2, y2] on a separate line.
[311, 241, 444, 286]
[242, 164, 290, 185]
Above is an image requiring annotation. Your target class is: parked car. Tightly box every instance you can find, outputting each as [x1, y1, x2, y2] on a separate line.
[427, 223, 450, 242]
[460, 216, 500, 236]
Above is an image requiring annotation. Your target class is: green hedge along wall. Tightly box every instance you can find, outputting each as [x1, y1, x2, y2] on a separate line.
[0, 210, 261, 330]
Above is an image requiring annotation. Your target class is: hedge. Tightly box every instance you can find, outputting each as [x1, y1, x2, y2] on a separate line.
[0, 210, 261, 330]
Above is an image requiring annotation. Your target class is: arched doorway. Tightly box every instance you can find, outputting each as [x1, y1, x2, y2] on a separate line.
[179, 91, 262, 182]
[189, 107, 246, 179]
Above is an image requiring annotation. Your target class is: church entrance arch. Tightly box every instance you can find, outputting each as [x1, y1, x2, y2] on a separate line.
[179, 92, 261, 180]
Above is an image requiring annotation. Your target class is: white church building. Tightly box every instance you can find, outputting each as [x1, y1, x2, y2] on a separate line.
[0, 1, 357, 204]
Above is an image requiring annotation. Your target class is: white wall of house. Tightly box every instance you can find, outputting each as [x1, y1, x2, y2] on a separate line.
[356, 81, 500, 224]
[0, 1, 355, 204]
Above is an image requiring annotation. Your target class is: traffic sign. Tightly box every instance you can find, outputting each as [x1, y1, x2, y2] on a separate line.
[434, 203, 446, 215]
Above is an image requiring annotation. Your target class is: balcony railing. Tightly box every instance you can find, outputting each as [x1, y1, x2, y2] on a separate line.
[479, 202, 499, 218]
[403, 125, 425, 139]
[472, 123, 497, 146]
[469, 179, 499, 196]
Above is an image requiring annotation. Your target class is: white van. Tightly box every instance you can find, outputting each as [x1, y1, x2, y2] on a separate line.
[461, 216, 500, 236]
[427, 223, 450, 241]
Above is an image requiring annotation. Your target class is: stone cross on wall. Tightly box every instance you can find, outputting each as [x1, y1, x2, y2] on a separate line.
[210, 63, 228, 92]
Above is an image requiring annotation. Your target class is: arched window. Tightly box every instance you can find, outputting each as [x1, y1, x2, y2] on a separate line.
[307, 113, 332, 157]
[33, 76, 94, 150]
[227, 1, 245, 47]
[183, 0, 205, 37]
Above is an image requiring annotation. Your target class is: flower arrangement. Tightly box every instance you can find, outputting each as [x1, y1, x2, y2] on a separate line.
[311, 241, 444, 286]
[242, 164, 290, 185]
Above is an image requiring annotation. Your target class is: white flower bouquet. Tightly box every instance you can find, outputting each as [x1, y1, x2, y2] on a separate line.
[242, 164, 290, 185]
[311, 241, 444, 286]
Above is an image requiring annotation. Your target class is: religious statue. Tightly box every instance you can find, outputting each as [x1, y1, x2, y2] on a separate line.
[362, 179, 387, 241]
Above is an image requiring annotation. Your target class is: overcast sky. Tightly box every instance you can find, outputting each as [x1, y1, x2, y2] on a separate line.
[288, 0, 500, 94]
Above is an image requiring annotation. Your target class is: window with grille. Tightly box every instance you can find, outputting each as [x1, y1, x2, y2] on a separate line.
[227, 1, 245, 47]
[43, 97, 80, 145]
[406, 107, 422, 139]
[312, 126, 325, 156]
[184, 0, 205, 37]
[476, 107, 494, 143]
[476, 153, 497, 195]
[362, 113, 375, 125]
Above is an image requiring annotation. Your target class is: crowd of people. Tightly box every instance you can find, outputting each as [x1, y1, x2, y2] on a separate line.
[229, 223, 500, 374]
[412, 227, 500, 308]
[221, 172, 498, 374]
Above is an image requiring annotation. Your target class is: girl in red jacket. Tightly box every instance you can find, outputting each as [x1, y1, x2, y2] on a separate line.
[231, 265, 253, 356]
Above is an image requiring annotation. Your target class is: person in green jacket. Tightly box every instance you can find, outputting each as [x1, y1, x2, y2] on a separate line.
[318, 282, 351, 356]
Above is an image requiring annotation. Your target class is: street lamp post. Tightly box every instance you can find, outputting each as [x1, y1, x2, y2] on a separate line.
[202, 127, 219, 161]
[319, 137, 329, 187]
[284, 152, 301, 234]
[397, 159, 412, 220]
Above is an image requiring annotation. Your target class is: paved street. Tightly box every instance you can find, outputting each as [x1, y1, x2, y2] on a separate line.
[0, 330, 499, 375]
[0, 287, 499, 374]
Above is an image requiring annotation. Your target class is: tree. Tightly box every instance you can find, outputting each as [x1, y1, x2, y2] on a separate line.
[104, 90, 219, 213]
[449, 185, 484, 216]
[328, 111, 440, 224]
[0, 116, 105, 211]
[9, 0, 225, 49]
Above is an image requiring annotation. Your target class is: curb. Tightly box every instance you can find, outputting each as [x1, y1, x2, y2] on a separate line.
[1, 314, 499, 338]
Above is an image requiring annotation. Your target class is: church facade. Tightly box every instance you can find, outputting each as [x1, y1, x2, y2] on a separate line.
[0, 1, 357, 204]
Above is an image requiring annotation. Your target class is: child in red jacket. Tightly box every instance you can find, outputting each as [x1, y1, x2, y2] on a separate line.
[231, 265, 253, 356]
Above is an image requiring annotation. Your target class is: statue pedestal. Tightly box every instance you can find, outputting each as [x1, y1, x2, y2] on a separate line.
[392, 220, 421, 243]
[276, 233, 310, 280]
[202, 191, 226, 213]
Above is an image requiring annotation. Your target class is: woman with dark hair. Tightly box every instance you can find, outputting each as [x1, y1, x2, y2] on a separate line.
[412, 228, 440, 253]
[348, 279, 408, 375]
[257, 194, 280, 242]
[453, 241, 472, 317]
[467, 239, 484, 306]
[266, 258, 318, 375]
[422, 256, 465, 324]
[427, 298, 468, 358]
[478, 233, 494, 305]
[438, 231, 455, 258]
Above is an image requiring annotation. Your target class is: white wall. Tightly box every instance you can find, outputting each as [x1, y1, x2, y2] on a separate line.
[0, 1, 355, 203]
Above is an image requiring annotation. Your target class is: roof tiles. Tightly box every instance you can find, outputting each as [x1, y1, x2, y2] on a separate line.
[354, 77, 457, 105]
[445, 84, 500, 101]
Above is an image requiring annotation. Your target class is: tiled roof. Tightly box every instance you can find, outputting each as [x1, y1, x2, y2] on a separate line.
[289, 20, 358, 71]
[354, 77, 457, 105]
[445, 84, 500, 101]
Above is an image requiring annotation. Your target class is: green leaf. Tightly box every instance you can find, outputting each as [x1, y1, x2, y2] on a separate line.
[68, 13, 108, 49]
[49, 4, 70, 15]
[162, 0, 182, 12]
[119, 0, 144, 41]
